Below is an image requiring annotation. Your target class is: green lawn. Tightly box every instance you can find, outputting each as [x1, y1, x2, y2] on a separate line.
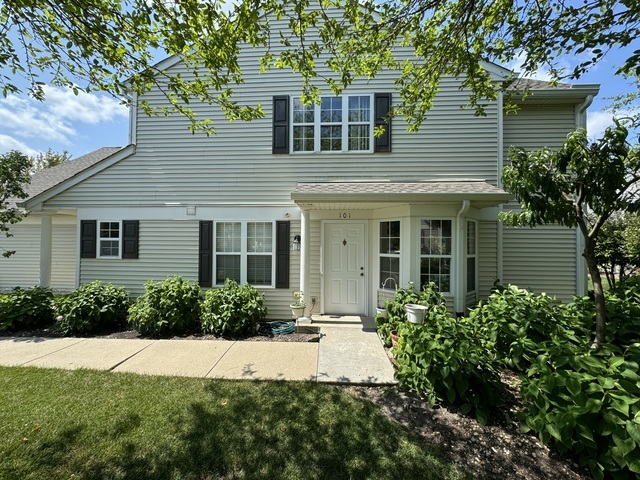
[0, 367, 465, 480]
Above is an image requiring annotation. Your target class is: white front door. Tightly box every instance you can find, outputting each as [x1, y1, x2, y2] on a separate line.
[323, 222, 366, 315]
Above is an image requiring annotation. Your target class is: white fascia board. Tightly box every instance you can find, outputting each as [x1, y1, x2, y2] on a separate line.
[512, 84, 601, 103]
[480, 60, 513, 81]
[22, 145, 136, 211]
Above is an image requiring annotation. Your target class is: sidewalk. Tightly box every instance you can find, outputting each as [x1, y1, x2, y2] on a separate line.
[0, 316, 397, 385]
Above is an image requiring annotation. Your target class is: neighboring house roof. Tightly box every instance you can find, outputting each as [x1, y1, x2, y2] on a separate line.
[8, 147, 121, 209]
[292, 180, 512, 208]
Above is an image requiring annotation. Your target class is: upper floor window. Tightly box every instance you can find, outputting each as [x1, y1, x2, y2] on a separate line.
[292, 95, 373, 153]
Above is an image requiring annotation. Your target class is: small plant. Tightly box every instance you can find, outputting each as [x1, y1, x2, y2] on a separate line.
[0, 286, 54, 332]
[128, 275, 202, 336]
[290, 291, 305, 308]
[54, 281, 130, 335]
[201, 279, 267, 337]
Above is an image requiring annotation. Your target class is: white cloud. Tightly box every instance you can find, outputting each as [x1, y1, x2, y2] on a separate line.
[505, 52, 595, 82]
[0, 86, 128, 145]
[587, 110, 614, 140]
[0, 134, 41, 156]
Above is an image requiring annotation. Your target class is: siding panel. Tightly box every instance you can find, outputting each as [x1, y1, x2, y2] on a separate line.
[478, 221, 498, 299]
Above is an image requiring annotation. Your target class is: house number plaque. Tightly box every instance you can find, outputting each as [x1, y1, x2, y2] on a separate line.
[338, 212, 351, 219]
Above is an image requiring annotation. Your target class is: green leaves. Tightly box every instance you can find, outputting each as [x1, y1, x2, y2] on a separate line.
[0, 150, 31, 257]
[0, 287, 54, 332]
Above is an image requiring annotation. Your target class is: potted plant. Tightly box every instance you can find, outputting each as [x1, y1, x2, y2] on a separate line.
[405, 303, 428, 324]
[376, 299, 388, 319]
[290, 291, 306, 319]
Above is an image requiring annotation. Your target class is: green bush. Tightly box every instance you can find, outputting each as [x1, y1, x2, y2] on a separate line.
[469, 285, 590, 372]
[376, 282, 445, 347]
[128, 275, 202, 336]
[201, 279, 267, 337]
[54, 281, 130, 335]
[520, 342, 640, 480]
[0, 286, 54, 332]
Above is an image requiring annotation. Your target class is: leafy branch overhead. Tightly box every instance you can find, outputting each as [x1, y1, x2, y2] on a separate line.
[0, 150, 31, 258]
[1, 0, 639, 133]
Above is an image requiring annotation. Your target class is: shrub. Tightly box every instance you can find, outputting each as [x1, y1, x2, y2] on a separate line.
[520, 342, 640, 480]
[376, 282, 445, 347]
[54, 281, 130, 335]
[468, 285, 590, 372]
[0, 286, 54, 332]
[201, 279, 267, 337]
[128, 275, 202, 336]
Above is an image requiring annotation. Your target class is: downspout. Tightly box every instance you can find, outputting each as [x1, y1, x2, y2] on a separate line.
[455, 200, 471, 316]
[574, 95, 595, 297]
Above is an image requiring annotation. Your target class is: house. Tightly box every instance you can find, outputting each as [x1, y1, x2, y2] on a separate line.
[0, 10, 599, 319]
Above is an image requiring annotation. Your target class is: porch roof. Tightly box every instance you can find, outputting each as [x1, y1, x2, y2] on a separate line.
[291, 180, 512, 209]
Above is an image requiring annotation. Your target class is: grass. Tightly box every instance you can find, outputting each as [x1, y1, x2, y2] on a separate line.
[0, 367, 466, 480]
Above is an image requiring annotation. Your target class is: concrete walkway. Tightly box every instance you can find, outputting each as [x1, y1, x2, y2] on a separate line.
[0, 316, 396, 385]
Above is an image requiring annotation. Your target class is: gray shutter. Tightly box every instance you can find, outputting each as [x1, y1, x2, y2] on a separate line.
[122, 220, 139, 259]
[80, 220, 96, 258]
[275, 221, 290, 288]
[273, 95, 290, 154]
[374, 93, 392, 152]
[199, 221, 213, 287]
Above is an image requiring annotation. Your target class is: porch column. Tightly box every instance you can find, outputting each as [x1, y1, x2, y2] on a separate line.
[300, 208, 311, 319]
[39, 214, 52, 288]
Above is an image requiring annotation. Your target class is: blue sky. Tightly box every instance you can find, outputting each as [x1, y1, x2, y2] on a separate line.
[0, 43, 636, 159]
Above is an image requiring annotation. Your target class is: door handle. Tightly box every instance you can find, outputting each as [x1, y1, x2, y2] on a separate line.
[360, 273, 364, 276]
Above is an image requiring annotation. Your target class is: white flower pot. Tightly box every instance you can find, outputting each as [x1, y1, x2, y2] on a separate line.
[405, 304, 428, 324]
[290, 306, 305, 319]
[376, 307, 388, 319]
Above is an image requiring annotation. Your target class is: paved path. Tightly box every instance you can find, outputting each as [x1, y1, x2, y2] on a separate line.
[0, 316, 396, 385]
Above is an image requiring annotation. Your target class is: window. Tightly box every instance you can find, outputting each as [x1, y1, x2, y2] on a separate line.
[215, 221, 274, 286]
[98, 221, 120, 258]
[379, 221, 400, 289]
[467, 220, 477, 292]
[292, 95, 372, 153]
[420, 220, 452, 293]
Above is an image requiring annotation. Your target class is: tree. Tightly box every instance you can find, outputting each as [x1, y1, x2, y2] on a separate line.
[501, 120, 640, 346]
[0, 0, 638, 133]
[0, 150, 32, 258]
[30, 149, 71, 173]
[595, 212, 640, 289]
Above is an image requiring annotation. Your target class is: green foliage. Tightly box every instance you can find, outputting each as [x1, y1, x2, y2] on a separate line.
[30, 148, 71, 173]
[0, 150, 31, 258]
[520, 343, 640, 480]
[201, 279, 267, 337]
[375, 282, 445, 347]
[393, 311, 502, 426]
[0, 286, 54, 331]
[469, 286, 590, 372]
[595, 212, 640, 289]
[54, 281, 130, 335]
[128, 275, 202, 336]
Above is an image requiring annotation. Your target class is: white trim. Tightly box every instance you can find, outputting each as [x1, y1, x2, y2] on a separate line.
[128, 92, 138, 146]
[466, 219, 478, 295]
[97, 220, 122, 259]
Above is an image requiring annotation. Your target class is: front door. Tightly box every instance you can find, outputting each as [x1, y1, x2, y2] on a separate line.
[323, 222, 366, 315]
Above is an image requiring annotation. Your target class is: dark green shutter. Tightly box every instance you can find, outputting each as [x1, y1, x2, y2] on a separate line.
[275, 221, 290, 288]
[374, 93, 392, 152]
[80, 220, 96, 258]
[199, 221, 213, 287]
[122, 220, 139, 259]
[272, 95, 290, 154]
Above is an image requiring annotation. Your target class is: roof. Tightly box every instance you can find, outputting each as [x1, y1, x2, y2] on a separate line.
[507, 78, 574, 90]
[8, 147, 121, 209]
[292, 181, 512, 209]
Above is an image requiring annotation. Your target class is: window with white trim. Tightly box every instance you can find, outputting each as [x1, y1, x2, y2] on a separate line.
[419, 219, 452, 293]
[215, 221, 274, 286]
[292, 95, 373, 153]
[467, 220, 477, 292]
[379, 220, 400, 289]
[98, 221, 120, 258]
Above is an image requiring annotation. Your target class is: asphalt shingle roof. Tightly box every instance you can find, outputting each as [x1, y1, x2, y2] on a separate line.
[7, 147, 121, 208]
[507, 78, 573, 90]
[293, 181, 508, 195]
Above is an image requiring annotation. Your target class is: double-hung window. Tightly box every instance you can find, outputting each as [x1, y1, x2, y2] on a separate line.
[292, 95, 373, 153]
[467, 220, 477, 292]
[419, 220, 452, 293]
[379, 221, 400, 289]
[215, 221, 274, 286]
[98, 221, 120, 258]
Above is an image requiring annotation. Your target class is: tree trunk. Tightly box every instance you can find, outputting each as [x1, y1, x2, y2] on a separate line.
[584, 239, 607, 346]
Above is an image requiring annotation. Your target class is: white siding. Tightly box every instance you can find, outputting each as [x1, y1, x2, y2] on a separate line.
[502, 225, 577, 302]
[264, 220, 301, 320]
[51, 219, 76, 291]
[478, 220, 498, 298]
